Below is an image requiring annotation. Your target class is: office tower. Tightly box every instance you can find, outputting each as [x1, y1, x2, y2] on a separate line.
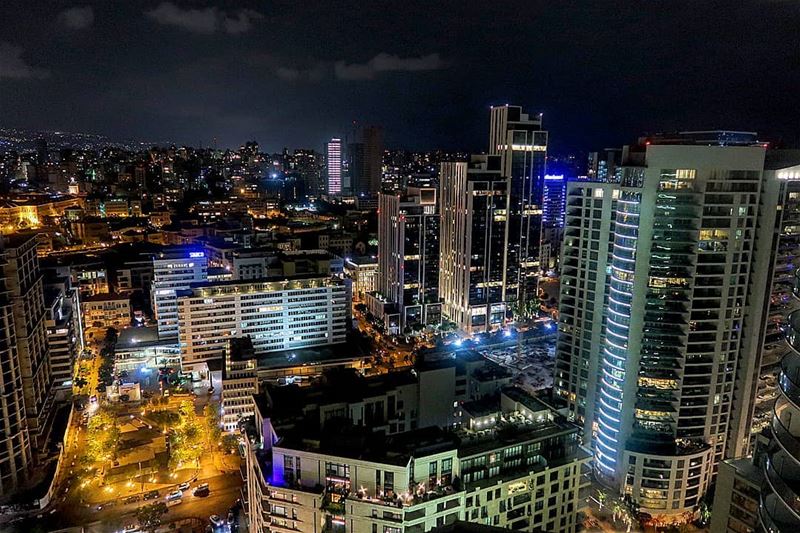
[488, 105, 548, 313]
[151, 247, 208, 340]
[241, 353, 590, 533]
[541, 174, 567, 272]
[176, 275, 349, 371]
[327, 138, 343, 195]
[346, 141, 365, 195]
[3, 234, 54, 452]
[439, 155, 508, 333]
[555, 132, 797, 521]
[373, 187, 441, 332]
[0, 243, 32, 496]
[363, 125, 384, 194]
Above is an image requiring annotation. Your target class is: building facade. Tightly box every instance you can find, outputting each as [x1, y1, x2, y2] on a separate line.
[81, 292, 131, 329]
[374, 187, 441, 332]
[176, 275, 349, 371]
[439, 156, 508, 334]
[3, 234, 54, 452]
[151, 247, 208, 339]
[488, 105, 548, 314]
[0, 246, 32, 496]
[555, 134, 797, 521]
[328, 138, 343, 195]
[241, 356, 590, 533]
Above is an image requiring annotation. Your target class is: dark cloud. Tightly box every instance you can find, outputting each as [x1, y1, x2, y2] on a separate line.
[145, 2, 262, 35]
[334, 53, 446, 81]
[58, 6, 94, 30]
[0, 42, 49, 80]
[0, 0, 798, 152]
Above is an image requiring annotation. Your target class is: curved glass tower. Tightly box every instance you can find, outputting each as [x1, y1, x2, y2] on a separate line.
[759, 274, 800, 531]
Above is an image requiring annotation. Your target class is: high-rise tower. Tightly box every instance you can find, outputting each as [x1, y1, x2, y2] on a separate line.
[555, 132, 796, 520]
[439, 155, 508, 333]
[375, 187, 441, 332]
[326, 138, 342, 195]
[488, 105, 548, 316]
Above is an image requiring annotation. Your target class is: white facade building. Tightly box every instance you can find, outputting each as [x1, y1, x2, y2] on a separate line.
[151, 248, 208, 339]
[176, 275, 349, 371]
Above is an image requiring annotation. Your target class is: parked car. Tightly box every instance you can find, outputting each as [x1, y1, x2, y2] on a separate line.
[143, 490, 159, 500]
[166, 498, 182, 507]
[210, 515, 224, 526]
[178, 481, 191, 491]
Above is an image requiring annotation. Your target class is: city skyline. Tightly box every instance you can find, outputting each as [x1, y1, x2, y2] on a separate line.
[1, 1, 800, 153]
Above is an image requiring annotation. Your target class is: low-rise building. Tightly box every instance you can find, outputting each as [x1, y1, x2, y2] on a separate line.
[344, 256, 378, 303]
[82, 292, 130, 329]
[241, 356, 590, 533]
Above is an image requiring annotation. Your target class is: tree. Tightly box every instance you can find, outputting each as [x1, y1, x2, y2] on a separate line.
[169, 400, 204, 469]
[203, 403, 223, 449]
[136, 502, 167, 532]
[596, 489, 606, 510]
[85, 407, 120, 464]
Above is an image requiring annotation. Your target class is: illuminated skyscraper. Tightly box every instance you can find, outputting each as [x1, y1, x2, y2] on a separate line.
[373, 187, 441, 333]
[489, 105, 548, 314]
[439, 155, 508, 333]
[555, 132, 800, 521]
[326, 138, 342, 195]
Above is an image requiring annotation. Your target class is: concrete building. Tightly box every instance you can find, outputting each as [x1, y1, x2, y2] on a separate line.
[151, 247, 208, 339]
[554, 133, 800, 521]
[439, 155, 508, 334]
[344, 256, 378, 302]
[709, 434, 767, 533]
[241, 354, 590, 533]
[371, 187, 441, 333]
[221, 337, 259, 432]
[81, 292, 130, 329]
[3, 234, 54, 453]
[176, 274, 349, 371]
[488, 105, 548, 314]
[44, 278, 80, 396]
[0, 244, 33, 496]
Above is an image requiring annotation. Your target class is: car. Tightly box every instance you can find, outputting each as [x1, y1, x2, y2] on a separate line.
[143, 490, 159, 500]
[124, 495, 141, 504]
[209, 515, 224, 526]
[193, 483, 210, 497]
[227, 511, 235, 524]
[166, 498, 182, 507]
[166, 490, 182, 501]
[178, 481, 191, 491]
[123, 524, 140, 532]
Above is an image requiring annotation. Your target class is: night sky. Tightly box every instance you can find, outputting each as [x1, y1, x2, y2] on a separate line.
[1, 1, 799, 153]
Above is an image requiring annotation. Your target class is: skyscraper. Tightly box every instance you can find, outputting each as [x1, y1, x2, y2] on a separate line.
[555, 132, 795, 521]
[363, 125, 384, 194]
[0, 242, 32, 496]
[327, 138, 342, 195]
[541, 174, 566, 272]
[439, 155, 508, 333]
[3, 234, 54, 453]
[488, 105, 548, 315]
[373, 187, 441, 333]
